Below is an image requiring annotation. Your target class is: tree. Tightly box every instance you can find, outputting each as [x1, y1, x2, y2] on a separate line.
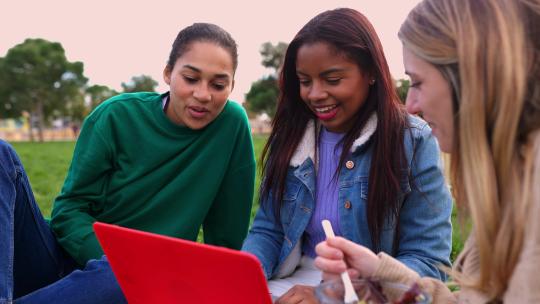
[396, 79, 410, 104]
[245, 42, 288, 118]
[86, 84, 118, 111]
[260, 42, 288, 74]
[0, 38, 87, 141]
[0, 57, 21, 118]
[121, 75, 158, 93]
[245, 76, 279, 118]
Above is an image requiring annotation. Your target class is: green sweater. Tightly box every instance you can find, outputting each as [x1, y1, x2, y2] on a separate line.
[51, 92, 255, 265]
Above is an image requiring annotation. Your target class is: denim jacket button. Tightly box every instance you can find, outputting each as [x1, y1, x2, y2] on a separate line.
[344, 200, 352, 209]
[345, 160, 354, 169]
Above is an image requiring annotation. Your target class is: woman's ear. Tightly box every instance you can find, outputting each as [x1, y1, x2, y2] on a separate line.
[163, 66, 172, 85]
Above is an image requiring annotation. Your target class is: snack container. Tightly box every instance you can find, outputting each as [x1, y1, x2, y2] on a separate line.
[315, 278, 431, 304]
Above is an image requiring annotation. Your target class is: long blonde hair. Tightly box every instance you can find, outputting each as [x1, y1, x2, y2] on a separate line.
[399, 0, 540, 299]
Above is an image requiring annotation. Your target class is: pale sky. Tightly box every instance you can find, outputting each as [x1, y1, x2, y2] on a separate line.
[0, 0, 420, 103]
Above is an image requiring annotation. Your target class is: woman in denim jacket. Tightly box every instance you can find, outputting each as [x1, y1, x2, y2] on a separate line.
[241, 8, 452, 303]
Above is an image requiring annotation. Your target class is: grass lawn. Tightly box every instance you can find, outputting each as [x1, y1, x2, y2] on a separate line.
[9, 136, 464, 261]
[11, 141, 76, 217]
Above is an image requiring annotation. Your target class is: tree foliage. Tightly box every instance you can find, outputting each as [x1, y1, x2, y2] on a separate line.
[260, 42, 288, 73]
[0, 38, 87, 141]
[245, 76, 279, 118]
[86, 84, 118, 110]
[245, 42, 288, 118]
[396, 79, 410, 104]
[121, 74, 158, 93]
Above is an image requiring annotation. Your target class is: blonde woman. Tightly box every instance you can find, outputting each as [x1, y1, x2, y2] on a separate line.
[315, 0, 540, 302]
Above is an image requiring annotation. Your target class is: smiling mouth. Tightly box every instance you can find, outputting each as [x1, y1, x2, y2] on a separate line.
[312, 104, 339, 121]
[314, 104, 338, 113]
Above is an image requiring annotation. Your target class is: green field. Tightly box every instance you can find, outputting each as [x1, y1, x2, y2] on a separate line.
[10, 136, 268, 218]
[11, 141, 77, 216]
[9, 136, 463, 260]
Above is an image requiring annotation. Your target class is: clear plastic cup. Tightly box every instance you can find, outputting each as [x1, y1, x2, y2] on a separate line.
[314, 278, 431, 304]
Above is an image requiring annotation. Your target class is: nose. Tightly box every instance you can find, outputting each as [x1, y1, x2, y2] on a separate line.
[405, 90, 421, 115]
[307, 81, 328, 102]
[193, 83, 211, 103]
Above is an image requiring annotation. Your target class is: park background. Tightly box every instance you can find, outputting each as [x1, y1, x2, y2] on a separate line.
[1, 0, 465, 261]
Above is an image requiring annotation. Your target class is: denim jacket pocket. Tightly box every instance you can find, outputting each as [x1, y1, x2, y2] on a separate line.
[357, 177, 411, 231]
[360, 180, 368, 200]
[280, 180, 301, 226]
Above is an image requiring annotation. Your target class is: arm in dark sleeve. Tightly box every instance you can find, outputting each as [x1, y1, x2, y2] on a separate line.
[203, 117, 256, 250]
[51, 116, 113, 265]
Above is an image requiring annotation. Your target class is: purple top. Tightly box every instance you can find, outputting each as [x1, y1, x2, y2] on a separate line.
[302, 127, 345, 257]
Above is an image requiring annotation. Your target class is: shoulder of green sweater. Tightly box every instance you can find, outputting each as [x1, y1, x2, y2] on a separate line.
[85, 92, 162, 123]
[209, 100, 251, 136]
[221, 100, 249, 123]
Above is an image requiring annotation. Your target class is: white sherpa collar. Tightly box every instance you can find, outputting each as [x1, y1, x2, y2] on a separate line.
[290, 113, 378, 167]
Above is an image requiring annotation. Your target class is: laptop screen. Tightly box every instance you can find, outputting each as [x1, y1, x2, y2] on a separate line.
[93, 222, 272, 304]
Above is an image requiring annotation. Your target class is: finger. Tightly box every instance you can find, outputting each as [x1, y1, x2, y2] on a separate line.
[275, 285, 309, 304]
[325, 237, 381, 277]
[318, 266, 359, 282]
[275, 288, 295, 304]
[293, 286, 317, 303]
[326, 236, 367, 256]
[289, 287, 314, 304]
[298, 288, 318, 304]
[315, 240, 344, 259]
[276, 292, 303, 304]
[314, 256, 348, 273]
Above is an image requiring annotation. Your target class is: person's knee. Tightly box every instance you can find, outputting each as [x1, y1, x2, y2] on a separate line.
[0, 139, 20, 176]
[0, 139, 15, 156]
[81, 257, 127, 303]
[86, 258, 116, 283]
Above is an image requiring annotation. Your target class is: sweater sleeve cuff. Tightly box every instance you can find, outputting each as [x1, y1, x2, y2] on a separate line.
[77, 233, 105, 266]
[372, 252, 421, 285]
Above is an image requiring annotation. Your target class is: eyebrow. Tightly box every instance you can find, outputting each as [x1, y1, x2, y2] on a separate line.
[183, 64, 231, 80]
[296, 67, 347, 77]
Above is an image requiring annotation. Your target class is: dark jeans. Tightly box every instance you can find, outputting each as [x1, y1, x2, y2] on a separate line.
[0, 140, 126, 304]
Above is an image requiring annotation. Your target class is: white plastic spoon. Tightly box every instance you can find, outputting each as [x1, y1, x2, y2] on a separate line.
[321, 220, 360, 304]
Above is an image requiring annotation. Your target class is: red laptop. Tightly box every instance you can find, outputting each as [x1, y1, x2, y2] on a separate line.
[93, 222, 272, 304]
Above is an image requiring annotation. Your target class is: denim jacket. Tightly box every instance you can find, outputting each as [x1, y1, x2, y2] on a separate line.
[242, 114, 453, 280]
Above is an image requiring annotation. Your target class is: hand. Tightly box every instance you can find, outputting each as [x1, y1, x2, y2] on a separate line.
[314, 236, 380, 281]
[274, 285, 318, 304]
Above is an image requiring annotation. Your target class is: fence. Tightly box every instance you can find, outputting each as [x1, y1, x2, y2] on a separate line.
[0, 128, 78, 141]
